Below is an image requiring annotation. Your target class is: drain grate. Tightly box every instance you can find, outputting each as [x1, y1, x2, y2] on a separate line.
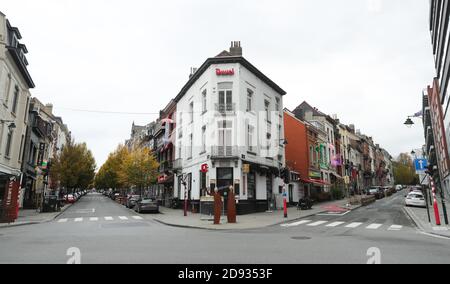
[291, 236, 311, 240]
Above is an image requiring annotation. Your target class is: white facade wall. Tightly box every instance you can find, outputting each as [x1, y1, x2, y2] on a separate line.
[0, 15, 31, 177]
[174, 62, 285, 203]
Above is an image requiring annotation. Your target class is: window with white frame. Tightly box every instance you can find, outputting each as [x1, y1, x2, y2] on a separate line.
[189, 102, 194, 123]
[247, 124, 254, 152]
[247, 89, 253, 112]
[275, 97, 280, 113]
[201, 126, 206, 153]
[265, 100, 271, 122]
[202, 89, 207, 113]
[189, 134, 193, 159]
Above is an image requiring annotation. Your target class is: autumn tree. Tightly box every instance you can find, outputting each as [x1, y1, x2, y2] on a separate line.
[51, 141, 96, 194]
[95, 145, 130, 190]
[120, 147, 159, 196]
[393, 153, 420, 185]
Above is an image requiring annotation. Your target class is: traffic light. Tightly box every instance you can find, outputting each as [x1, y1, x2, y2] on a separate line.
[281, 168, 291, 184]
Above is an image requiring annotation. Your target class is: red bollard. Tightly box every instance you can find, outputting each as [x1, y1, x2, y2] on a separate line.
[283, 194, 288, 218]
[431, 180, 441, 226]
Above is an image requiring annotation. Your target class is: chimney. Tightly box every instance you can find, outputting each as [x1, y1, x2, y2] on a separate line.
[189, 67, 198, 79]
[356, 129, 361, 135]
[45, 103, 53, 115]
[230, 41, 242, 56]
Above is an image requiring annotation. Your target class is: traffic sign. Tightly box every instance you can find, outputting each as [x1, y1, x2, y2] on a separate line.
[414, 159, 428, 173]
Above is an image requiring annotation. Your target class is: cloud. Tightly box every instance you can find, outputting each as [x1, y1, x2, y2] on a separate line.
[1, 0, 436, 166]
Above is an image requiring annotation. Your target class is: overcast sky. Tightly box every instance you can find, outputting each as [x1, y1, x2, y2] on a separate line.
[1, 0, 436, 167]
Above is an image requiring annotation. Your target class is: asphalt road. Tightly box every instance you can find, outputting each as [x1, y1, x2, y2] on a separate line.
[0, 192, 449, 264]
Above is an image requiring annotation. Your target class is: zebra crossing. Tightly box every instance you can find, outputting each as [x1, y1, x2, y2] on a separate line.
[281, 219, 404, 231]
[57, 216, 144, 223]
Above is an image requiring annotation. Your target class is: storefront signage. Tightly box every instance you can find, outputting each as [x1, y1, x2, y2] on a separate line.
[216, 68, 235, 76]
[201, 164, 209, 173]
[243, 164, 250, 174]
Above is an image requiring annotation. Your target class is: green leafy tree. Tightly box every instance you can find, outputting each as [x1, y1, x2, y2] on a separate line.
[393, 153, 420, 185]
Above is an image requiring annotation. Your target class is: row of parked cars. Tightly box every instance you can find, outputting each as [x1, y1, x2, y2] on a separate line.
[366, 186, 399, 200]
[64, 190, 89, 204]
[99, 190, 159, 213]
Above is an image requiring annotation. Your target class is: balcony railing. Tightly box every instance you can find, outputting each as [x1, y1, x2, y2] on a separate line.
[211, 146, 239, 158]
[160, 161, 173, 173]
[215, 103, 236, 114]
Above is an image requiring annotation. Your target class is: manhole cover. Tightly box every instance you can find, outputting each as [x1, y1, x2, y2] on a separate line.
[291, 236, 311, 240]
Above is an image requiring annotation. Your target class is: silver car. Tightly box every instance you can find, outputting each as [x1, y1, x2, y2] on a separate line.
[135, 198, 159, 213]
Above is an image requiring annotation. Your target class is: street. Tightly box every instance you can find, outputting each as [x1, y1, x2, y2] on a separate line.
[0, 192, 449, 264]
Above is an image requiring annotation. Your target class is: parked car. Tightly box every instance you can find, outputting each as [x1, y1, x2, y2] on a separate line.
[111, 193, 120, 201]
[405, 192, 426, 208]
[383, 186, 395, 197]
[367, 187, 384, 199]
[395, 185, 403, 192]
[126, 195, 141, 209]
[135, 198, 159, 213]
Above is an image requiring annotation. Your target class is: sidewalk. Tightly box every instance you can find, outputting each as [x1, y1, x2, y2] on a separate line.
[147, 198, 362, 230]
[404, 198, 450, 238]
[0, 204, 72, 229]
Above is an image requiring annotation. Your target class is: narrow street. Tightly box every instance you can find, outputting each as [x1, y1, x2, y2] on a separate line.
[0, 192, 449, 264]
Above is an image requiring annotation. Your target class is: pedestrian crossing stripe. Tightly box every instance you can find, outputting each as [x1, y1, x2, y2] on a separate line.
[308, 221, 328, 227]
[326, 222, 345, 227]
[281, 220, 312, 227]
[56, 216, 146, 223]
[366, 224, 383, 230]
[281, 220, 405, 231]
[345, 222, 363, 228]
[388, 225, 403, 231]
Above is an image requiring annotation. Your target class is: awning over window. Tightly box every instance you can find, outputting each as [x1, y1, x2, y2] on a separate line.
[301, 178, 331, 186]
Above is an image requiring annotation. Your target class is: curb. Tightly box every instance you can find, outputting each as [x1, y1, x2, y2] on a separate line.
[0, 203, 73, 229]
[403, 207, 450, 239]
[150, 204, 363, 231]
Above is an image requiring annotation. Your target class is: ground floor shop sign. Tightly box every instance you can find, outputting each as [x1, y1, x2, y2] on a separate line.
[1, 179, 20, 223]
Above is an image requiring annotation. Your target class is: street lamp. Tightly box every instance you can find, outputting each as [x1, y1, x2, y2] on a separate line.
[404, 118, 415, 128]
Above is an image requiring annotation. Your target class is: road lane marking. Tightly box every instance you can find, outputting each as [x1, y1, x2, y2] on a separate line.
[345, 222, 363, 228]
[89, 217, 99, 222]
[326, 222, 345, 227]
[74, 218, 83, 222]
[58, 219, 68, 223]
[388, 225, 403, 231]
[132, 216, 143, 220]
[119, 216, 128, 220]
[307, 221, 328, 227]
[366, 224, 383, 230]
[104, 217, 114, 221]
[281, 220, 312, 227]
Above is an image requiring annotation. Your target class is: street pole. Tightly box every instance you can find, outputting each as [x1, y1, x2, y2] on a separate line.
[439, 186, 449, 225]
[429, 177, 442, 226]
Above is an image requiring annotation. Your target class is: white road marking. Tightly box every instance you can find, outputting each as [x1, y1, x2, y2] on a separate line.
[366, 224, 383, 230]
[89, 217, 99, 222]
[104, 217, 114, 221]
[345, 222, 363, 228]
[432, 227, 449, 231]
[132, 216, 144, 220]
[119, 216, 128, 220]
[281, 220, 312, 227]
[326, 222, 346, 227]
[58, 219, 68, 223]
[74, 218, 83, 222]
[307, 221, 328, 227]
[388, 225, 403, 231]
